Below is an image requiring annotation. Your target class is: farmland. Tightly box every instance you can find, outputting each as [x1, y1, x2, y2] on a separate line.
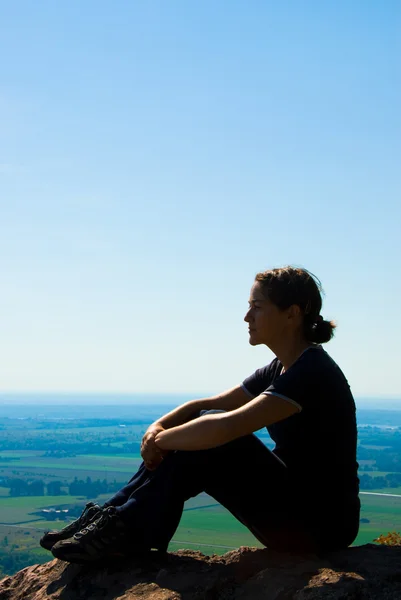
[0, 403, 401, 576]
[0, 449, 143, 481]
[1, 489, 400, 570]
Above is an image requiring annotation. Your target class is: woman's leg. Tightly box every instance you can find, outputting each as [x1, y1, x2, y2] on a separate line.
[113, 429, 308, 553]
[105, 462, 150, 508]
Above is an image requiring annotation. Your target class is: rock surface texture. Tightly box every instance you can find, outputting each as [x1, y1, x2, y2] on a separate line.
[1, 544, 401, 600]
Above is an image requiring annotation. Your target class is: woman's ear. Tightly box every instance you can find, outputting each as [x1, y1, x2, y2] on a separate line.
[287, 304, 302, 321]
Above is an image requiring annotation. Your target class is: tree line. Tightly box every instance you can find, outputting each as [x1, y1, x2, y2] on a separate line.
[0, 477, 125, 498]
[358, 472, 401, 490]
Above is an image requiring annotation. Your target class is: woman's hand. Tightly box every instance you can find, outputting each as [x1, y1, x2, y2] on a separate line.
[141, 425, 169, 471]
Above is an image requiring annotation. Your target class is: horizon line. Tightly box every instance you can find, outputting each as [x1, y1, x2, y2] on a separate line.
[0, 391, 400, 401]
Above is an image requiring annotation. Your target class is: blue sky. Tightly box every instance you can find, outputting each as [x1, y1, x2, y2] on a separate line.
[1, 1, 400, 400]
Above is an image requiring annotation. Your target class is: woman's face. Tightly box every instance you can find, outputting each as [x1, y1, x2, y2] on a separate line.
[244, 281, 294, 347]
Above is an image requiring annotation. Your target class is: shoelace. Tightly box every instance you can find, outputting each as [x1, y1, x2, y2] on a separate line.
[74, 508, 114, 540]
[79, 503, 95, 525]
[74, 522, 98, 539]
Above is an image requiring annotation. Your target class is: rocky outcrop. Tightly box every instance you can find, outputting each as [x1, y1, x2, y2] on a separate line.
[1, 544, 401, 600]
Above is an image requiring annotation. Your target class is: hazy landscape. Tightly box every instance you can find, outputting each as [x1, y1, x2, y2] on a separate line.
[0, 398, 400, 576]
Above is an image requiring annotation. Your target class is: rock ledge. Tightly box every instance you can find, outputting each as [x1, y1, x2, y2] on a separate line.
[1, 544, 401, 599]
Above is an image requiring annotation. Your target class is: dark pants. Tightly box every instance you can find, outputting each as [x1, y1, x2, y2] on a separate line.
[104, 410, 359, 554]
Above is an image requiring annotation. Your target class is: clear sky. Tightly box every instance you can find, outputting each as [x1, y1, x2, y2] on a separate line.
[1, 1, 400, 400]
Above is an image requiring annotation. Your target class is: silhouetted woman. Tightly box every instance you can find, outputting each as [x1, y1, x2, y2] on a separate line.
[41, 266, 360, 563]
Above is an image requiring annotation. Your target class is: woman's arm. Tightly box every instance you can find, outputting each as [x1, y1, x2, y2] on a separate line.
[150, 385, 251, 431]
[154, 392, 299, 451]
[141, 385, 251, 470]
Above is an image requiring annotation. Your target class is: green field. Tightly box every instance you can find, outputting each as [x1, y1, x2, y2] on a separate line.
[0, 490, 399, 579]
[0, 490, 400, 556]
[179, 492, 401, 550]
[1, 449, 400, 553]
[0, 450, 142, 469]
[0, 450, 142, 482]
[355, 492, 401, 544]
[0, 494, 111, 525]
[1, 405, 400, 579]
[1, 459, 140, 473]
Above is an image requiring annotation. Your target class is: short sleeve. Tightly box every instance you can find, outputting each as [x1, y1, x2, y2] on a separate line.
[241, 359, 279, 399]
[263, 348, 321, 411]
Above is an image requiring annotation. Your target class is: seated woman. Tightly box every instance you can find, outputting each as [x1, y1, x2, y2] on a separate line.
[40, 266, 360, 564]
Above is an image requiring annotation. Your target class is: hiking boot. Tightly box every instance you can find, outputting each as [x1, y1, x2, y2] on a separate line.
[51, 506, 130, 563]
[40, 502, 103, 551]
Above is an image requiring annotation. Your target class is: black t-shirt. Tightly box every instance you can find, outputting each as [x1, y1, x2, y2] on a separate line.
[242, 346, 359, 504]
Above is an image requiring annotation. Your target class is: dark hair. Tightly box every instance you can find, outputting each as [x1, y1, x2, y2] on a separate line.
[255, 266, 336, 344]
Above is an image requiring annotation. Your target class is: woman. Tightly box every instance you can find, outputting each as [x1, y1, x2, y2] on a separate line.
[40, 266, 360, 563]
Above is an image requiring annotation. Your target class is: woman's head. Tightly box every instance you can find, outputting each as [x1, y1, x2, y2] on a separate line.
[244, 266, 335, 347]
